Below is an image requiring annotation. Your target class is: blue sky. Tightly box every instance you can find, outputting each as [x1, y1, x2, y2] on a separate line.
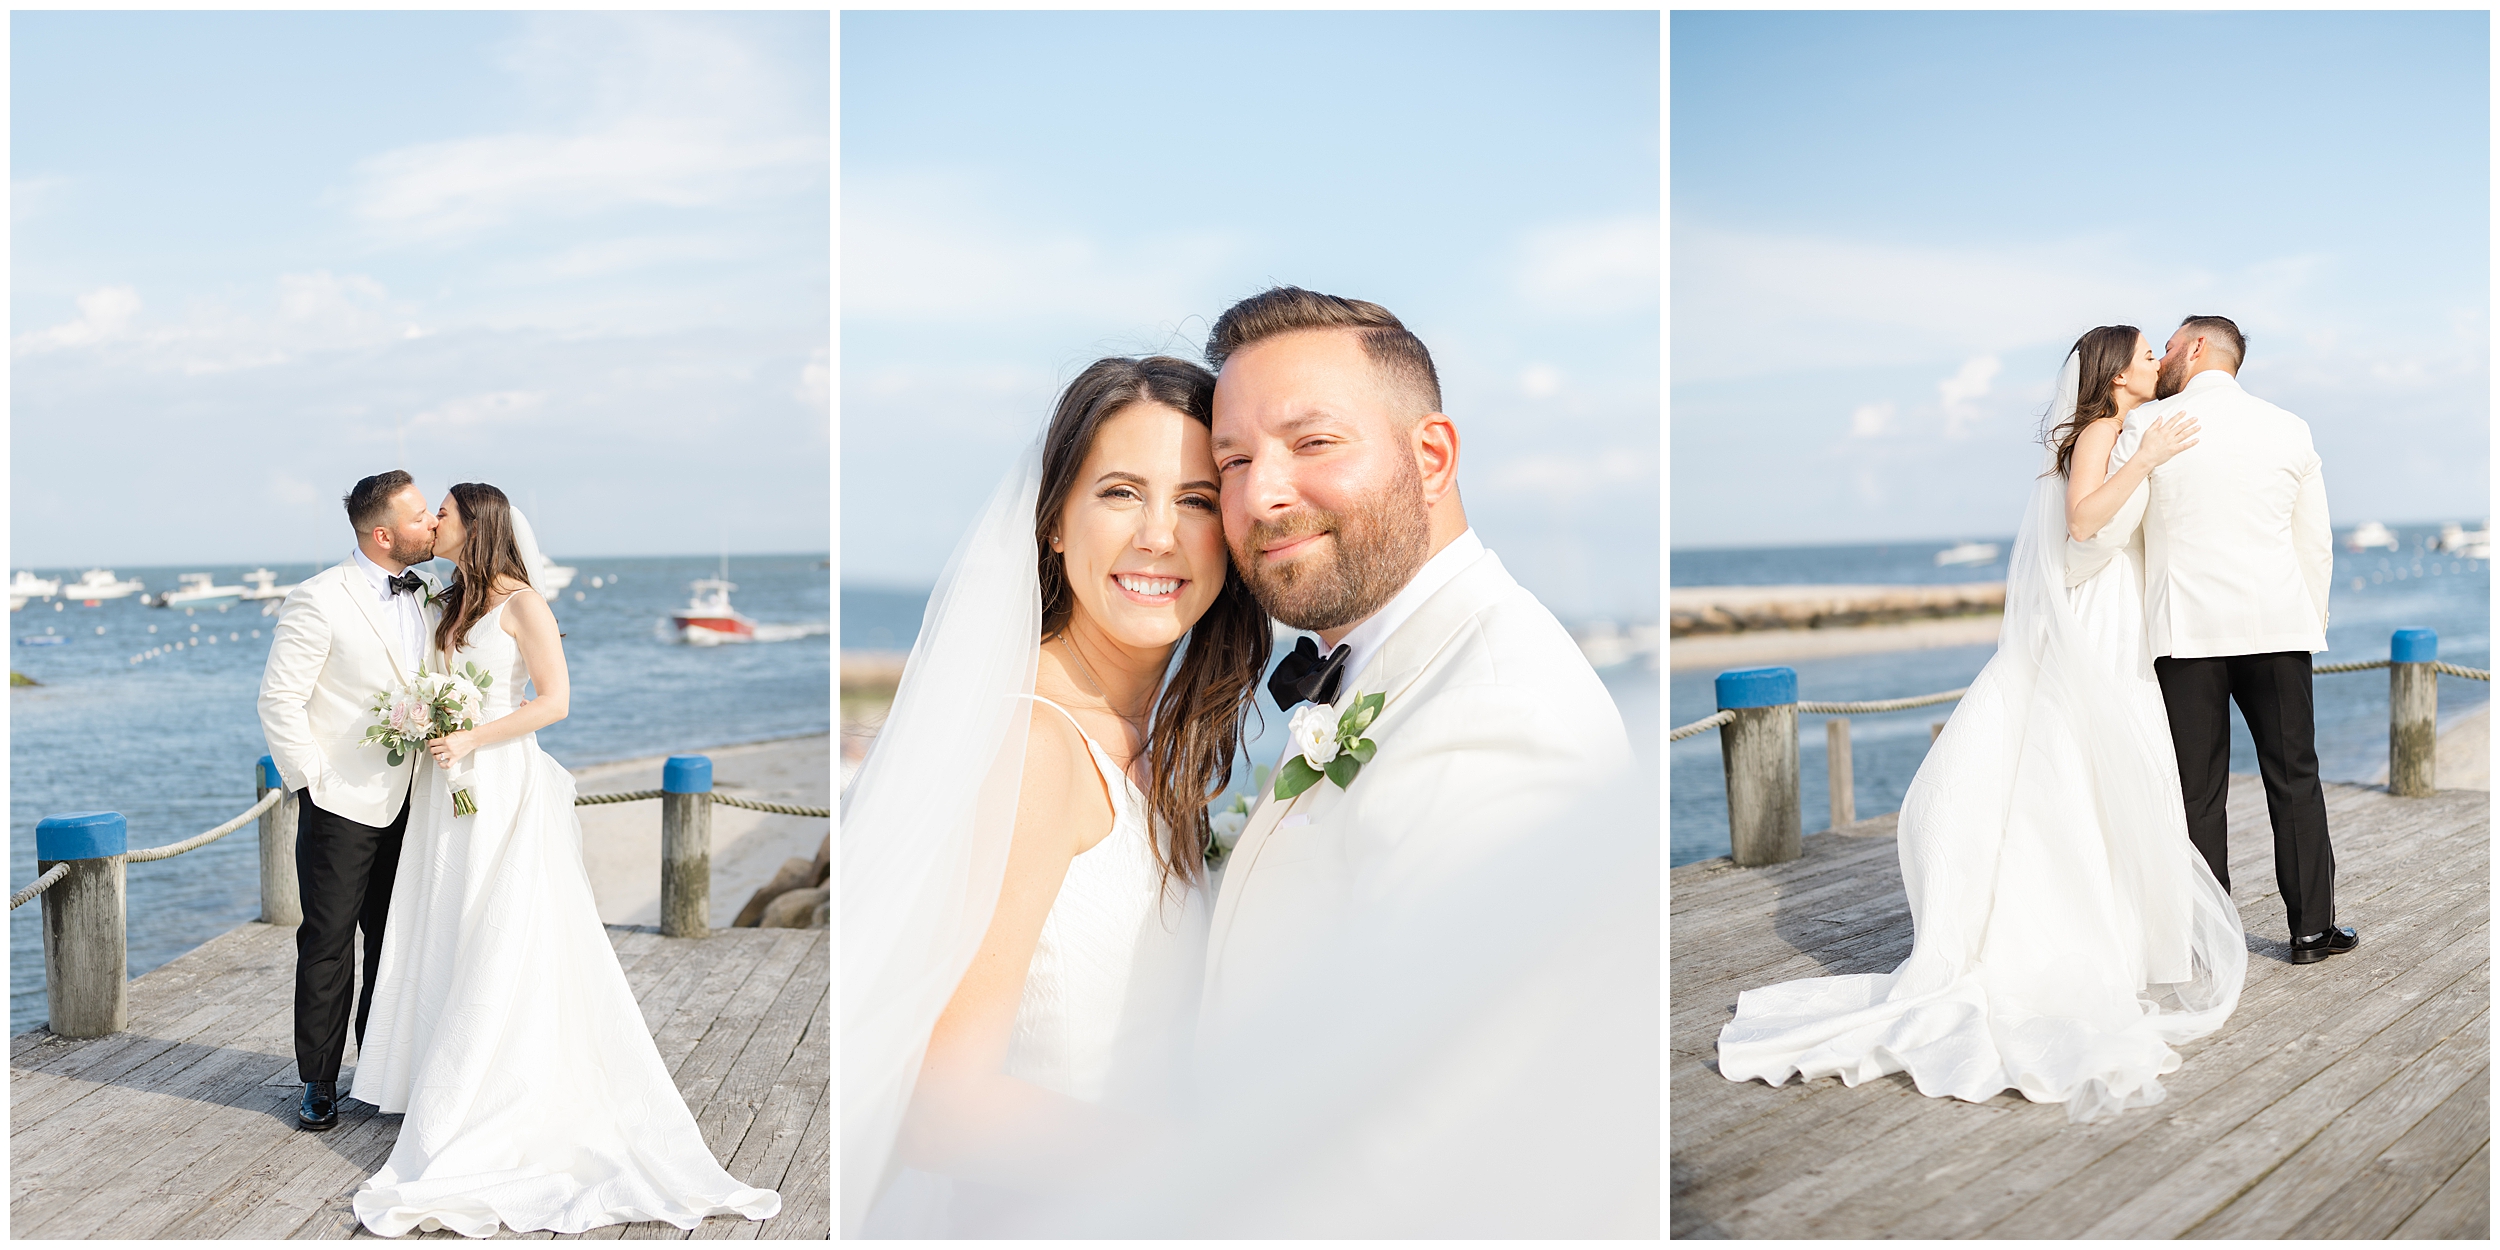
[840, 11, 1659, 621]
[1672, 11, 2489, 550]
[12, 11, 829, 567]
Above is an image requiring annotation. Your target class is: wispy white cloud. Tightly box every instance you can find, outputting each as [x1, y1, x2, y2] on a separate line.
[1517, 217, 1658, 317]
[16, 285, 143, 354]
[843, 171, 1243, 326]
[1849, 401, 1896, 438]
[1938, 355, 2001, 437]
[408, 390, 547, 430]
[344, 14, 823, 246]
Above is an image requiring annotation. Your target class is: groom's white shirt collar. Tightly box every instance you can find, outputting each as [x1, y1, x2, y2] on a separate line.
[1315, 527, 1484, 688]
[349, 546, 426, 670]
[2177, 369, 2238, 396]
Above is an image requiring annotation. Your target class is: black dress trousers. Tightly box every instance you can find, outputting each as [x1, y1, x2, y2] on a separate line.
[293, 782, 411, 1084]
[2152, 650, 2337, 940]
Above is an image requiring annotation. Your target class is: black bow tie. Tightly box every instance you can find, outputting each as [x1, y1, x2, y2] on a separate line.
[1268, 636, 1351, 711]
[387, 571, 424, 597]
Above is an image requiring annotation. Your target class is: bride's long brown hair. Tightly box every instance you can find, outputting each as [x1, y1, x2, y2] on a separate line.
[2044, 324, 2142, 478]
[1035, 356, 1271, 896]
[430, 482, 535, 661]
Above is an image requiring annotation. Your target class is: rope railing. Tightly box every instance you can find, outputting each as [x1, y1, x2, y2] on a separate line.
[127, 789, 281, 864]
[1798, 688, 1970, 715]
[10, 863, 69, 911]
[574, 788, 827, 817]
[1687, 628, 2478, 868]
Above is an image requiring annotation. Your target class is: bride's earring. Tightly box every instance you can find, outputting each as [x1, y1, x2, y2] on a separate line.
[1050, 536, 1062, 550]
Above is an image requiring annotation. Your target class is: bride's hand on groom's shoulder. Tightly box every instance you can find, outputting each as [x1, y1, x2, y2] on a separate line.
[427, 730, 478, 768]
[2137, 412, 2201, 469]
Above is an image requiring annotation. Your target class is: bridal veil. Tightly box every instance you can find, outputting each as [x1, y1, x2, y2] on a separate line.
[840, 441, 1042, 1236]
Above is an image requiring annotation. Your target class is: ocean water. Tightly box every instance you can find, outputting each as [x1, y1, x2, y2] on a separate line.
[10, 553, 830, 1035]
[1670, 526, 2491, 867]
[843, 582, 1661, 822]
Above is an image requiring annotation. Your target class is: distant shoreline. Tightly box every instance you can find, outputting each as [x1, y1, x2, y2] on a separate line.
[1669, 615, 2002, 671]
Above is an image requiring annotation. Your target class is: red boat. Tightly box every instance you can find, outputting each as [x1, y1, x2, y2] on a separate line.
[671, 578, 757, 644]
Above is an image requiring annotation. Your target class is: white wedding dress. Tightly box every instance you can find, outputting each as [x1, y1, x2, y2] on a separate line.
[349, 594, 781, 1236]
[1717, 371, 2248, 1122]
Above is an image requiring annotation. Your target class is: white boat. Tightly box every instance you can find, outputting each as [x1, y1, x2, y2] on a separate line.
[9, 595, 23, 612]
[237, 568, 297, 601]
[151, 572, 246, 610]
[1934, 541, 2001, 567]
[670, 578, 757, 644]
[11, 571, 59, 600]
[2345, 521, 2400, 553]
[538, 564, 577, 591]
[64, 569, 144, 602]
[2437, 522, 2490, 560]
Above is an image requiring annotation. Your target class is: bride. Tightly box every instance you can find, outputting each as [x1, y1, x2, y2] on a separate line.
[1717, 325, 2250, 1121]
[842, 356, 1270, 1236]
[348, 483, 781, 1236]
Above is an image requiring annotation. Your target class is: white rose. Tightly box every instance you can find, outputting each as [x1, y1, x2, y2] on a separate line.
[1288, 702, 1342, 766]
[1209, 808, 1248, 846]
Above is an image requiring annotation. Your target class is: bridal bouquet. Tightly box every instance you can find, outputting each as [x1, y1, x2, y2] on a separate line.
[1205, 765, 1271, 870]
[361, 662, 496, 816]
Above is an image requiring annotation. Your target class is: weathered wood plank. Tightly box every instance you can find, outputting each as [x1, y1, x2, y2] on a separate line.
[1670, 775, 2491, 1240]
[11, 922, 827, 1241]
[2388, 1138, 2491, 1239]
[2280, 1062, 2492, 1239]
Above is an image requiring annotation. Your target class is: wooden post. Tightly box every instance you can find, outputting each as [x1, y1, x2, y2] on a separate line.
[660, 755, 713, 938]
[1826, 717, 1855, 830]
[2389, 628, 2438, 797]
[1718, 667, 1800, 866]
[37, 812, 127, 1038]
[256, 755, 301, 926]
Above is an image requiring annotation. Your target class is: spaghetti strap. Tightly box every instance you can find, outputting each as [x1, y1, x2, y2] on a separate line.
[1011, 693, 1141, 806]
[1012, 692, 1088, 736]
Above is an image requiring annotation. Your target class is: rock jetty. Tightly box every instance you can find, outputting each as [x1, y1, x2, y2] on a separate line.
[1669, 582, 2005, 636]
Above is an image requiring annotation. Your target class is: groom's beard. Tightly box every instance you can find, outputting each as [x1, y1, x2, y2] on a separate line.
[2154, 354, 2192, 399]
[1231, 462, 1431, 635]
[387, 532, 436, 566]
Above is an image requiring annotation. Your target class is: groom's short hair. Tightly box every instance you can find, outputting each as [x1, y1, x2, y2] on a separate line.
[2178, 315, 2246, 367]
[345, 470, 415, 534]
[1205, 286, 1443, 418]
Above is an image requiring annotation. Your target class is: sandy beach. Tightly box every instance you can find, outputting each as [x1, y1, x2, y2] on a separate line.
[569, 733, 830, 928]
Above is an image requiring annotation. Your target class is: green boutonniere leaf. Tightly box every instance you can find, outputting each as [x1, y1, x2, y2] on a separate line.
[1275, 754, 1325, 800]
[1347, 737, 1377, 766]
[1324, 753, 1363, 789]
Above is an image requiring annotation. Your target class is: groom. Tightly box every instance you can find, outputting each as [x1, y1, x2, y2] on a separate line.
[1197, 286, 1632, 1039]
[2113, 315, 2352, 963]
[257, 470, 441, 1130]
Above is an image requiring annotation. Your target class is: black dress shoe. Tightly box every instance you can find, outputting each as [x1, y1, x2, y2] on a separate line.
[2289, 925, 2359, 965]
[299, 1080, 338, 1131]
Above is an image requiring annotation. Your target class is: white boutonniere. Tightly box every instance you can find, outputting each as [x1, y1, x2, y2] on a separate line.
[1275, 691, 1384, 800]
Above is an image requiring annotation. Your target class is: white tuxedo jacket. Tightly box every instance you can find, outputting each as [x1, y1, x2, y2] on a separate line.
[2112, 370, 2333, 659]
[1201, 549, 1632, 1042]
[257, 561, 441, 827]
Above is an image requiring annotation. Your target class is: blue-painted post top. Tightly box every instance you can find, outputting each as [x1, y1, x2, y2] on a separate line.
[662, 755, 714, 794]
[1717, 666, 1799, 709]
[258, 754, 281, 788]
[37, 812, 127, 861]
[2392, 628, 2439, 665]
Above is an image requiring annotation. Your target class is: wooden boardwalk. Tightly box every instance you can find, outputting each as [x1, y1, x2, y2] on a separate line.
[10, 923, 828, 1239]
[1672, 775, 2489, 1239]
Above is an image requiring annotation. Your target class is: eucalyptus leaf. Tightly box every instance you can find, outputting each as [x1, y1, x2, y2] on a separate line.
[386, 749, 404, 767]
[1275, 755, 1324, 800]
